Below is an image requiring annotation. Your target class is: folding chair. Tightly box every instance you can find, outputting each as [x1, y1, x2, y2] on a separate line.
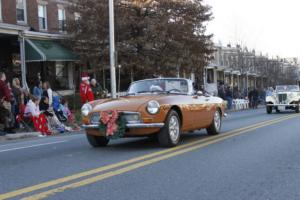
[16, 105, 34, 132]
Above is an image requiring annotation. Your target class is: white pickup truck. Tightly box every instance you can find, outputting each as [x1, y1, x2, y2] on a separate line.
[265, 85, 300, 114]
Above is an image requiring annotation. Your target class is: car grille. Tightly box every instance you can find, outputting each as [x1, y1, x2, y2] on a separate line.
[277, 94, 287, 104]
[89, 112, 141, 124]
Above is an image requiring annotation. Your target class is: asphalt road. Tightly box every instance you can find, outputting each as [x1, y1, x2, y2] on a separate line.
[1, 108, 300, 200]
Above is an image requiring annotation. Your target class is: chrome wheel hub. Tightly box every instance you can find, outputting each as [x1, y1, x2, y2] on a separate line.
[214, 111, 221, 131]
[169, 116, 180, 142]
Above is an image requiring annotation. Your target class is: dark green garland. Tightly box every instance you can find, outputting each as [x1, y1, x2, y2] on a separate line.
[98, 117, 127, 139]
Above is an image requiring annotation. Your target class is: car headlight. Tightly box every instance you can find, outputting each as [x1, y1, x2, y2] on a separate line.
[81, 103, 92, 116]
[147, 100, 160, 114]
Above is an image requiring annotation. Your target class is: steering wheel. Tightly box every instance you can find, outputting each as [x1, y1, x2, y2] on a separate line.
[167, 89, 181, 93]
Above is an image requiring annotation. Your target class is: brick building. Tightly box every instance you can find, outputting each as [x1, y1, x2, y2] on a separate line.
[0, 0, 77, 93]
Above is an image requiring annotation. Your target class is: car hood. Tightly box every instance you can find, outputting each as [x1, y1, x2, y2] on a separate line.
[90, 95, 159, 113]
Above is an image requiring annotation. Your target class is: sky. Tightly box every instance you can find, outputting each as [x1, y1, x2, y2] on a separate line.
[204, 0, 300, 58]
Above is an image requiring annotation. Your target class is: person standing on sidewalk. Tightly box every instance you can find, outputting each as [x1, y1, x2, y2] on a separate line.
[79, 73, 94, 104]
[225, 86, 233, 110]
[90, 78, 106, 99]
[0, 72, 15, 134]
[42, 81, 53, 108]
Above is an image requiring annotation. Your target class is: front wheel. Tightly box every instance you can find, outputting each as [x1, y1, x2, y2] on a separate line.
[86, 134, 109, 147]
[266, 106, 272, 114]
[158, 110, 181, 147]
[206, 110, 222, 135]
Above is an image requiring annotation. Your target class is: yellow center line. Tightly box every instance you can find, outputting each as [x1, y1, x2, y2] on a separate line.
[20, 114, 299, 200]
[0, 114, 298, 200]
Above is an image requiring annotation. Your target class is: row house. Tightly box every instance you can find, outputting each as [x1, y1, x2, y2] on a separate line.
[205, 44, 299, 97]
[0, 0, 78, 94]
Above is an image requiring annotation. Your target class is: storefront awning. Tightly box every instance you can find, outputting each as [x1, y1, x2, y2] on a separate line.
[25, 39, 78, 62]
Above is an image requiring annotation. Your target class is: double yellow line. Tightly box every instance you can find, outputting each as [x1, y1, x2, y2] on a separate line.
[1, 114, 299, 200]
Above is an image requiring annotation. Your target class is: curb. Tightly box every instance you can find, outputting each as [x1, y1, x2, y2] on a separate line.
[226, 106, 264, 113]
[0, 132, 41, 141]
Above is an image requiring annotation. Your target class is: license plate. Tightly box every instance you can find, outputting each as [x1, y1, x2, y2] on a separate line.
[278, 106, 285, 111]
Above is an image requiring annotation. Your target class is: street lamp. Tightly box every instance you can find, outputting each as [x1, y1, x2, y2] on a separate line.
[109, 0, 117, 98]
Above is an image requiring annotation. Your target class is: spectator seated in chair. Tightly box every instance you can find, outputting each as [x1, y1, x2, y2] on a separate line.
[52, 96, 67, 123]
[24, 95, 51, 135]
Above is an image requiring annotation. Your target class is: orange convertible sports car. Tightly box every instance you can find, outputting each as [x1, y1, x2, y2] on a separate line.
[82, 78, 225, 147]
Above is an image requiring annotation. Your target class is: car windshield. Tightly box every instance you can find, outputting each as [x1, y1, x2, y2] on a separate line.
[128, 79, 189, 95]
[275, 85, 300, 92]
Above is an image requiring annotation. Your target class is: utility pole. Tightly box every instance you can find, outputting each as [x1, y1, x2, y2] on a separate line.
[109, 0, 117, 98]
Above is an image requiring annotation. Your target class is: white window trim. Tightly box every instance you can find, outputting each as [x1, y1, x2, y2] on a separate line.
[38, 4, 48, 31]
[17, 0, 28, 24]
[0, 0, 2, 22]
[58, 7, 66, 33]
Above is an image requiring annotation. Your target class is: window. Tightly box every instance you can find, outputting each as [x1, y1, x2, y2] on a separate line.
[38, 5, 47, 30]
[58, 8, 66, 32]
[0, 0, 2, 21]
[16, 0, 27, 23]
[74, 12, 81, 21]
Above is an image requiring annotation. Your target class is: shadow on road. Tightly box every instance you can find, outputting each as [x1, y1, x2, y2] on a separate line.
[98, 131, 209, 151]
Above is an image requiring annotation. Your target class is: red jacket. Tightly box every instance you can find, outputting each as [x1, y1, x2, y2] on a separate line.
[80, 82, 94, 104]
[0, 80, 12, 102]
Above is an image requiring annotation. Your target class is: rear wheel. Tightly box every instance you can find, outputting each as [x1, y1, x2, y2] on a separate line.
[266, 106, 272, 114]
[207, 110, 222, 135]
[86, 134, 109, 147]
[296, 103, 300, 113]
[158, 110, 181, 147]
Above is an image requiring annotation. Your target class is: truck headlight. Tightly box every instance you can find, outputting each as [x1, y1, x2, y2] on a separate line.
[81, 103, 92, 116]
[147, 100, 160, 114]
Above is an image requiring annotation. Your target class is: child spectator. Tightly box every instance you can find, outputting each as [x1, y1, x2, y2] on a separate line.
[60, 99, 80, 131]
[39, 96, 72, 133]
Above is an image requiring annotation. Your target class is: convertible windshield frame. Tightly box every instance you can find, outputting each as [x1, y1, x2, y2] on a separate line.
[127, 78, 192, 96]
[275, 85, 300, 92]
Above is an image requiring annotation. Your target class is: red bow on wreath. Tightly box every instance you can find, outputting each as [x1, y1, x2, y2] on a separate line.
[100, 110, 119, 136]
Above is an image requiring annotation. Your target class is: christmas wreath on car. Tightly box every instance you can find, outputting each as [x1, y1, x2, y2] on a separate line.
[98, 110, 126, 139]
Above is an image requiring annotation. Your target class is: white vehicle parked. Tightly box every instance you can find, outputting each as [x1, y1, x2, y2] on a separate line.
[265, 85, 300, 114]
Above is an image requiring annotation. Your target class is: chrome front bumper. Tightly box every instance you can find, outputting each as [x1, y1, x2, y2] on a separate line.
[82, 123, 165, 129]
[266, 104, 297, 107]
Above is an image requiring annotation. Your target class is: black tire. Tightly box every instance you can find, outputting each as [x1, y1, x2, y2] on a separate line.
[275, 108, 280, 113]
[207, 110, 222, 135]
[296, 104, 300, 113]
[266, 106, 272, 114]
[86, 134, 109, 147]
[158, 110, 181, 147]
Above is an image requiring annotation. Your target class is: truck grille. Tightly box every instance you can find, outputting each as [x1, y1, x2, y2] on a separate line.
[277, 94, 287, 103]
